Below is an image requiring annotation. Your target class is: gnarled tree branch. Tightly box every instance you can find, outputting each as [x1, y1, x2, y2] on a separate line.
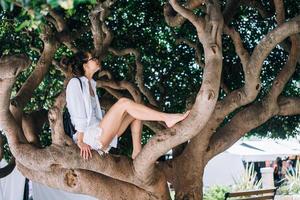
[108, 47, 158, 106]
[89, 0, 115, 58]
[164, 0, 204, 27]
[17, 163, 153, 200]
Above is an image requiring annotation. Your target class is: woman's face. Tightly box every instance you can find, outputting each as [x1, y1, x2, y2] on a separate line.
[83, 53, 101, 75]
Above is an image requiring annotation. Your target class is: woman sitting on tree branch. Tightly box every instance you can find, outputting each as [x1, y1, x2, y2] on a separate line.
[66, 51, 190, 160]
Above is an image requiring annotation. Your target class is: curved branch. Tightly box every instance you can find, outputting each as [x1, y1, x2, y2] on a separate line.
[169, 0, 205, 33]
[0, 54, 31, 144]
[164, 0, 204, 27]
[224, 25, 250, 67]
[48, 77, 74, 146]
[206, 22, 300, 159]
[97, 80, 142, 103]
[274, 0, 285, 25]
[17, 163, 153, 200]
[265, 39, 300, 101]
[134, 7, 223, 184]
[102, 86, 124, 100]
[240, 0, 274, 18]
[0, 54, 31, 81]
[205, 18, 300, 149]
[44, 15, 60, 31]
[176, 38, 230, 93]
[11, 143, 169, 193]
[278, 97, 300, 116]
[22, 109, 48, 146]
[47, 8, 83, 52]
[89, 0, 115, 58]
[206, 92, 300, 161]
[98, 70, 113, 79]
[206, 102, 272, 159]
[273, 1, 300, 66]
[101, 23, 113, 56]
[108, 48, 158, 106]
[159, 10, 300, 190]
[244, 18, 300, 99]
[48, 9, 67, 32]
[175, 38, 204, 68]
[214, 18, 300, 119]
[11, 25, 58, 112]
[52, 59, 70, 76]
[170, 0, 224, 52]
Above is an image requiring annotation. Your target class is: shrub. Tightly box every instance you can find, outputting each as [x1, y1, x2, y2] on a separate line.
[232, 162, 262, 191]
[203, 185, 230, 200]
[278, 159, 300, 195]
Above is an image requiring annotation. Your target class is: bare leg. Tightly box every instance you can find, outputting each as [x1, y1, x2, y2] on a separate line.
[114, 113, 142, 159]
[115, 113, 135, 137]
[113, 113, 142, 158]
[98, 98, 189, 150]
[130, 119, 142, 159]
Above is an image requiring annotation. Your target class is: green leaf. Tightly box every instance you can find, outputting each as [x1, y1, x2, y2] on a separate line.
[47, 0, 59, 8]
[58, 0, 74, 10]
[0, 0, 8, 10]
[66, 8, 76, 16]
[15, 20, 31, 32]
[9, 1, 14, 11]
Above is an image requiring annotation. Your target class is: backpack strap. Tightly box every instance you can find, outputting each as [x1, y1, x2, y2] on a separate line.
[75, 77, 83, 91]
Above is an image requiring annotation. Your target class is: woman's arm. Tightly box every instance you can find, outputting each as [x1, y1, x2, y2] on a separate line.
[66, 78, 88, 133]
[66, 78, 92, 159]
[77, 132, 84, 143]
[77, 131, 92, 160]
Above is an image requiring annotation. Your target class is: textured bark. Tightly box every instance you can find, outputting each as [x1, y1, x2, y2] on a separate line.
[164, 0, 204, 27]
[22, 109, 48, 146]
[11, 27, 58, 111]
[97, 79, 142, 103]
[17, 163, 153, 200]
[159, 1, 300, 199]
[175, 38, 230, 93]
[89, 0, 114, 58]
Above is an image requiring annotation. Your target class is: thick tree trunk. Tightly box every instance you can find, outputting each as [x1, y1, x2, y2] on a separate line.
[174, 164, 204, 200]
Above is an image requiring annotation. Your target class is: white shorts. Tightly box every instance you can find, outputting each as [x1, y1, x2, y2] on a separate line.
[82, 123, 118, 150]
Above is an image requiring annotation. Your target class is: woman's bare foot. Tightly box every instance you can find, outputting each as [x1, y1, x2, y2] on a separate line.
[165, 110, 190, 128]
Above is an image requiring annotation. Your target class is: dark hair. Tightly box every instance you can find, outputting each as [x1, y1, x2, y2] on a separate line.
[276, 157, 283, 167]
[68, 51, 90, 77]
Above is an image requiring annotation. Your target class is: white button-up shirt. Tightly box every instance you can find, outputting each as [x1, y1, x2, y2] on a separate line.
[66, 76, 103, 134]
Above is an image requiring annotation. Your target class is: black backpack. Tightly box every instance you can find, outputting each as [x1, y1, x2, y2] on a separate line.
[63, 77, 83, 138]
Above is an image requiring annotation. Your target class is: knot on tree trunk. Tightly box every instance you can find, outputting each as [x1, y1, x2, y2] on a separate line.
[199, 89, 216, 101]
[48, 107, 59, 124]
[163, 3, 184, 27]
[203, 0, 223, 54]
[10, 98, 20, 108]
[64, 169, 78, 188]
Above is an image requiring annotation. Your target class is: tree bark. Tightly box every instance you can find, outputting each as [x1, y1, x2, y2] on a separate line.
[0, 1, 300, 200]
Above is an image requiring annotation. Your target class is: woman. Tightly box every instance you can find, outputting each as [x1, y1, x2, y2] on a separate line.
[66, 51, 190, 160]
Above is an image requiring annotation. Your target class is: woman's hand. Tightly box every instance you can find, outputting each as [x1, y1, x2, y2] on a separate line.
[77, 141, 92, 160]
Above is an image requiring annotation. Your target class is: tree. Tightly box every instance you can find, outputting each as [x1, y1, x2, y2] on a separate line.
[0, 0, 299, 199]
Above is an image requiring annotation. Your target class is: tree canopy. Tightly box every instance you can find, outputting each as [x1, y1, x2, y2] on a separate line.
[0, 0, 299, 199]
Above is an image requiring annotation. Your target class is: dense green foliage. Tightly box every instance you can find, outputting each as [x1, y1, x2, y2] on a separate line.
[0, 0, 299, 160]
